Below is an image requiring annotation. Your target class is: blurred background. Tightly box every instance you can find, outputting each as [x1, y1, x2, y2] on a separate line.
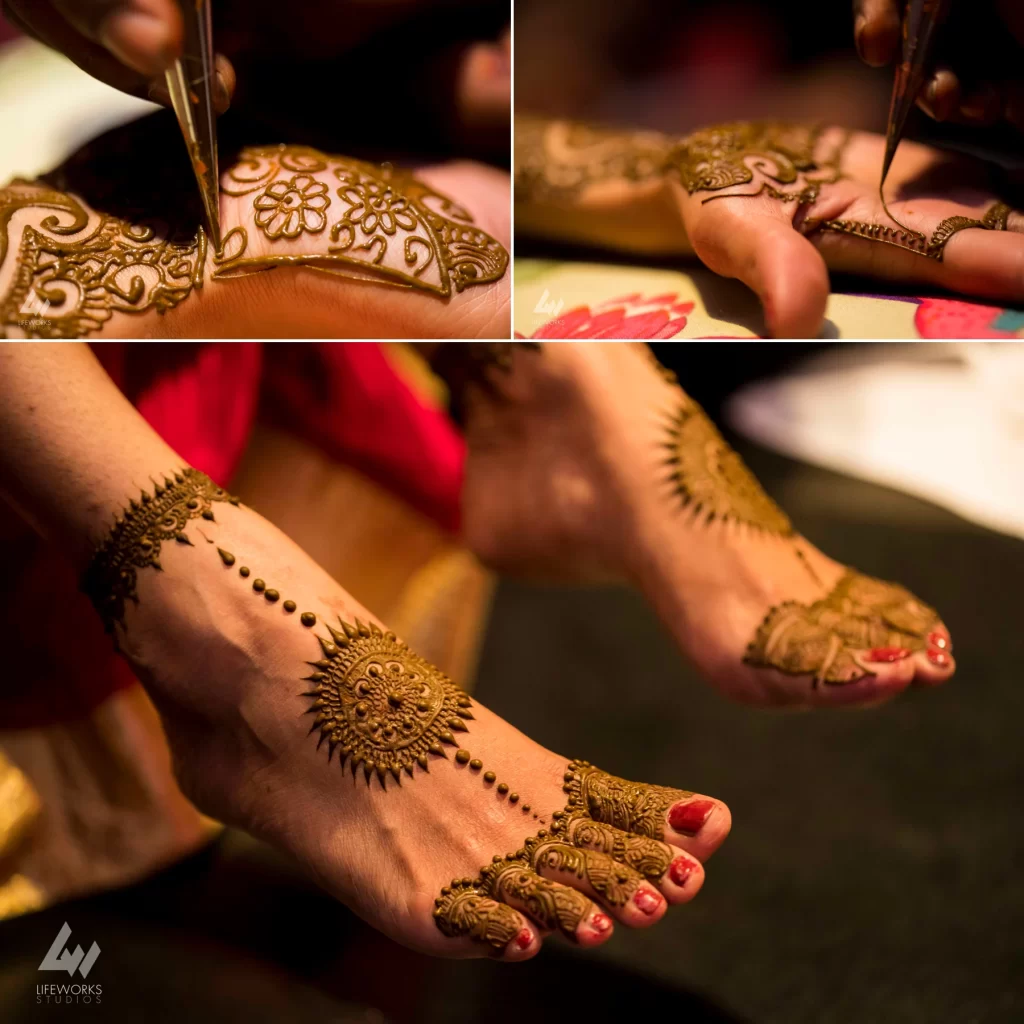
[514, 0, 1024, 172]
[1, 341, 1023, 1023]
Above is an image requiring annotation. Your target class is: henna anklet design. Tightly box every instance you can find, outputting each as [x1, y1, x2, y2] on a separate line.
[82, 468, 238, 637]
[744, 570, 941, 685]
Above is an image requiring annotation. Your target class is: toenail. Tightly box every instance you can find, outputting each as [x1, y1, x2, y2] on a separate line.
[669, 856, 694, 887]
[928, 631, 949, 651]
[633, 888, 663, 915]
[515, 928, 533, 950]
[927, 648, 950, 667]
[866, 647, 912, 663]
[589, 912, 612, 934]
[668, 799, 715, 835]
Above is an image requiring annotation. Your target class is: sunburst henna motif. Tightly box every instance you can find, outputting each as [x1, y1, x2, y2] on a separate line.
[744, 569, 940, 685]
[81, 469, 239, 638]
[663, 396, 792, 534]
[302, 620, 475, 787]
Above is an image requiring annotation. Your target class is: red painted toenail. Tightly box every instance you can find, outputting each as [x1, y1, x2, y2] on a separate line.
[668, 799, 715, 835]
[928, 631, 949, 651]
[669, 856, 694, 887]
[866, 647, 912, 663]
[515, 928, 532, 950]
[589, 912, 612, 934]
[927, 648, 950, 667]
[633, 888, 663, 915]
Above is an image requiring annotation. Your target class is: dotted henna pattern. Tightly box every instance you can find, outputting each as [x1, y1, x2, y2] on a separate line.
[744, 569, 941, 685]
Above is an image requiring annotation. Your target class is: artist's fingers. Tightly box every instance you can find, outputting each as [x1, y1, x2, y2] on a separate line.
[51, 0, 182, 77]
[853, 0, 901, 67]
[682, 192, 831, 337]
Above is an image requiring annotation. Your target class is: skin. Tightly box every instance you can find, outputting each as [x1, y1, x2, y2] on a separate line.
[516, 122, 1024, 338]
[0, 113, 510, 338]
[853, 0, 1024, 130]
[453, 342, 956, 709]
[0, 343, 732, 960]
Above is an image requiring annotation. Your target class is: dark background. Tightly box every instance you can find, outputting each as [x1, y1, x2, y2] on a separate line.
[1, 344, 1021, 1023]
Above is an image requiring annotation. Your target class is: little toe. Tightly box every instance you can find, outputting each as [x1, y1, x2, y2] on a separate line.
[490, 865, 614, 948]
[913, 644, 956, 686]
[532, 842, 667, 928]
[433, 888, 541, 961]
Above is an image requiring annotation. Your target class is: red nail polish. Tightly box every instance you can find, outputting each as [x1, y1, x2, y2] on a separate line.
[589, 912, 612, 934]
[515, 928, 532, 950]
[866, 647, 912, 663]
[927, 648, 950, 667]
[668, 799, 715, 835]
[928, 631, 949, 651]
[669, 856, 694, 887]
[633, 888, 663, 915]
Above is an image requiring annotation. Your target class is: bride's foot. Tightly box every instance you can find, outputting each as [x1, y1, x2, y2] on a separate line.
[91, 471, 729, 960]
[453, 342, 955, 708]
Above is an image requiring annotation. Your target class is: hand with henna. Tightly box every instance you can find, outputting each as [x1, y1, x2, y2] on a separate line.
[853, 0, 1024, 130]
[0, 344, 731, 959]
[0, 113, 509, 338]
[515, 117, 1023, 338]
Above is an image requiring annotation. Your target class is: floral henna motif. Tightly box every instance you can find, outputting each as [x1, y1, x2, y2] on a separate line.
[663, 392, 793, 535]
[744, 570, 940, 685]
[0, 183, 206, 339]
[301, 621, 476, 788]
[216, 144, 508, 298]
[566, 817, 672, 883]
[433, 888, 523, 951]
[488, 865, 591, 935]
[253, 174, 330, 239]
[81, 469, 238, 639]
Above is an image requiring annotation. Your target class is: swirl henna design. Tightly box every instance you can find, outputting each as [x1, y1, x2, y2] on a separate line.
[744, 570, 942, 686]
[213, 145, 508, 299]
[564, 817, 673, 883]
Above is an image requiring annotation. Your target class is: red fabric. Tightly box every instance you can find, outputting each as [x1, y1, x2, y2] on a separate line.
[0, 342, 463, 730]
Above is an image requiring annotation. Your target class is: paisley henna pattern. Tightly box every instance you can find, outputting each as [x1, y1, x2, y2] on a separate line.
[434, 759, 694, 948]
[0, 182, 206, 339]
[663, 393, 793, 535]
[432, 887, 523, 950]
[744, 570, 941, 685]
[81, 469, 239, 638]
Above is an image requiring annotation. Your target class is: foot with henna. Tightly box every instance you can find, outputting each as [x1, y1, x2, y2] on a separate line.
[441, 342, 955, 709]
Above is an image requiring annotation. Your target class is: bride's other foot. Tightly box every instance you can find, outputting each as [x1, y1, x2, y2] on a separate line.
[451, 342, 955, 708]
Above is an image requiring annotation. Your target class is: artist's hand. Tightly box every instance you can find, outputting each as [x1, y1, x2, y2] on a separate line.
[853, 0, 1024, 130]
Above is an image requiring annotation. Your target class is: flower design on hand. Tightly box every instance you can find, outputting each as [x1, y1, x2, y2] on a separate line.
[340, 181, 418, 236]
[253, 174, 330, 239]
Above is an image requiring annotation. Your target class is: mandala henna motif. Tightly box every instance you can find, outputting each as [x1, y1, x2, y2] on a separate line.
[663, 395, 793, 534]
[301, 622, 475, 787]
[81, 469, 239, 638]
[744, 570, 940, 685]
[215, 145, 508, 298]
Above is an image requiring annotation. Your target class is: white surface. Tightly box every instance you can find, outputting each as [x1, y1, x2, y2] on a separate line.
[0, 37, 155, 181]
[726, 344, 1024, 540]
